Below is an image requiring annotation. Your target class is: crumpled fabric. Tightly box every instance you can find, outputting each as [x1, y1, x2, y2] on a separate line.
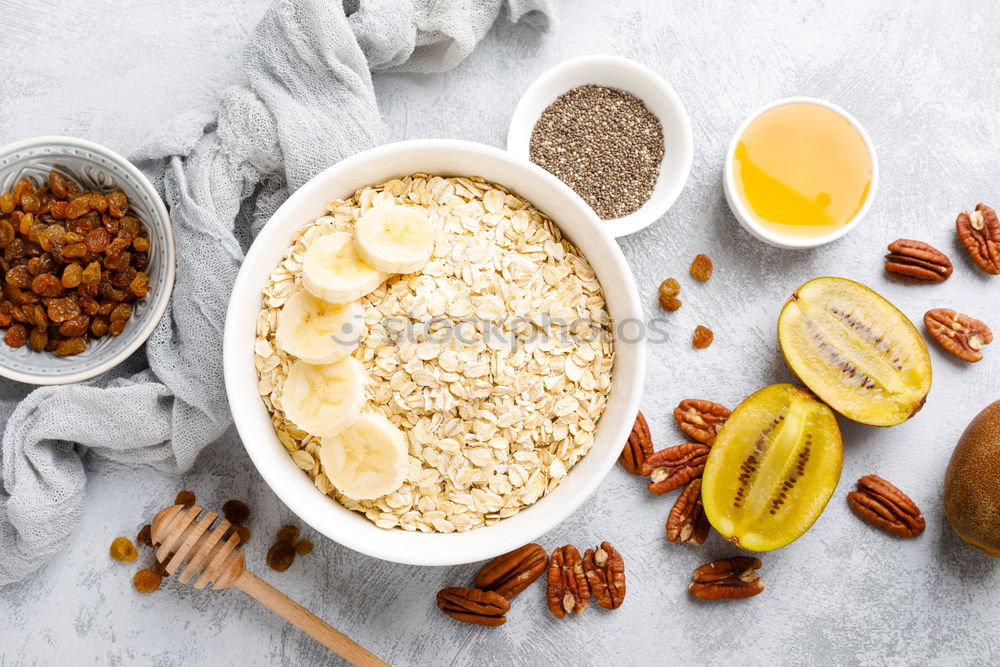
[0, 0, 550, 587]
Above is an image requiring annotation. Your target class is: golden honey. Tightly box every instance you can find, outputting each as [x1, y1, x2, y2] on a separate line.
[732, 102, 872, 239]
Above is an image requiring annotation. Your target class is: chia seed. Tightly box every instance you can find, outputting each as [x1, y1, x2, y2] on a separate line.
[529, 84, 664, 220]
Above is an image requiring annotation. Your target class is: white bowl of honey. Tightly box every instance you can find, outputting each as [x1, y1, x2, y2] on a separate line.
[723, 97, 878, 249]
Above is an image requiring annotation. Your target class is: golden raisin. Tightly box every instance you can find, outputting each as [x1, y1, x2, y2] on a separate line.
[4, 324, 27, 348]
[690, 254, 713, 281]
[61, 263, 83, 289]
[81, 261, 102, 284]
[132, 568, 162, 594]
[133, 236, 151, 252]
[130, 272, 149, 298]
[692, 325, 714, 349]
[109, 319, 126, 336]
[266, 541, 297, 572]
[59, 315, 90, 338]
[56, 337, 87, 356]
[0, 192, 14, 214]
[28, 327, 47, 353]
[174, 490, 196, 508]
[658, 278, 681, 311]
[276, 524, 300, 543]
[31, 273, 62, 298]
[222, 499, 251, 525]
[136, 524, 153, 547]
[90, 316, 109, 337]
[48, 171, 68, 199]
[110, 536, 139, 562]
[108, 191, 128, 218]
[294, 539, 313, 556]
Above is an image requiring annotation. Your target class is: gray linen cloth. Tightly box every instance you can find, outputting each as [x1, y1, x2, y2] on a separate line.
[0, 0, 550, 586]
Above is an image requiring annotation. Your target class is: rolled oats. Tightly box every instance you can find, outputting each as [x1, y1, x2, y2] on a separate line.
[256, 174, 614, 533]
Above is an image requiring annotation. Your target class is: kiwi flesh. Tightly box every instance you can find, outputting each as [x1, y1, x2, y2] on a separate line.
[778, 277, 932, 426]
[944, 400, 1000, 557]
[701, 384, 843, 551]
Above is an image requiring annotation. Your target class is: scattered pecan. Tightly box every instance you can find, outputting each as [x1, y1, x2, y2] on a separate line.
[436, 587, 510, 626]
[674, 399, 730, 444]
[689, 557, 764, 600]
[547, 545, 589, 618]
[666, 478, 710, 545]
[619, 411, 653, 475]
[924, 308, 993, 362]
[474, 543, 548, 600]
[641, 443, 710, 494]
[884, 239, 953, 283]
[582, 542, 626, 610]
[847, 475, 926, 538]
[956, 203, 1000, 275]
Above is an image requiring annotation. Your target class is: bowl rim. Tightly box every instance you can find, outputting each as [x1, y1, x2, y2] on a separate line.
[0, 135, 175, 385]
[224, 138, 646, 566]
[722, 96, 880, 250]
[506, 54, 693, 238]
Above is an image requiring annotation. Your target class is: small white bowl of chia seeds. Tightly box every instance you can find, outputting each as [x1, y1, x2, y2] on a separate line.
[507, 54, 693, 238]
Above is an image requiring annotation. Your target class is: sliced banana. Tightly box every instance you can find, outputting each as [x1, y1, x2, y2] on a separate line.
[275, 288, 364, 364]
[302, 231, 388, 304]
[354, 204, 435, 274]
[319, 412, 409, 500]
[281, 357, 366, 437]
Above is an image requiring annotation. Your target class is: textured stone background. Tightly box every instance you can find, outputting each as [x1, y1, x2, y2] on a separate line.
[2, 0, 999, 665]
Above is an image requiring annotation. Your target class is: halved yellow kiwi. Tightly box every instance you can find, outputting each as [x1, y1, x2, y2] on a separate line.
[702, 384, 843, 551]
[778, 277, 931, 426]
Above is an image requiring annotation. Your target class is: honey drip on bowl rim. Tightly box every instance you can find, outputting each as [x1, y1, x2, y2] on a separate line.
[733, 102, 872, 239]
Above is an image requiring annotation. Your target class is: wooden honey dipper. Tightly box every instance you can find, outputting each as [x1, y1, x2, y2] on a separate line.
[151, 504, 388, 666]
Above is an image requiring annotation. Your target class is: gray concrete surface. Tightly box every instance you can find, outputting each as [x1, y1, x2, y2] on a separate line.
[2, 0, 999, 665]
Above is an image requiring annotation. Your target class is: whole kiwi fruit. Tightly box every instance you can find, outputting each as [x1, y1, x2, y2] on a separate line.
[944, 400, 1000, 557]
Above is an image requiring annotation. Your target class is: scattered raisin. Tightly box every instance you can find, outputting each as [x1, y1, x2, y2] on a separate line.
[110, 536, 139, 562]
[294, 539, 313, 556]
[174, 490, 196, 508]
[4, 324, 27, 347]
[266, 541, 297, 572]
[136, 524, 153, 547]
[690, 254, 713, 281]
[276, 525, 300, 543]
[132, 568, 163, 594]
[227, 524, 252, 545]
[222, 499, 251, 525]
[658, 277, 682, 311]
[692, 325, 714, 349]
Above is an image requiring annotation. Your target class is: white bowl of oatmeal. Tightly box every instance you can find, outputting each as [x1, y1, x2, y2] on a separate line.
[224, 140, 645, 566]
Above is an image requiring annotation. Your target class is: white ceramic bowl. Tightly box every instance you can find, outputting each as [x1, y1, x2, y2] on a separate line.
[0, 136, 175, 385]
[723, 97, 879, 249]
[507, 55, 693, 237]
[224, 140, 646, 567]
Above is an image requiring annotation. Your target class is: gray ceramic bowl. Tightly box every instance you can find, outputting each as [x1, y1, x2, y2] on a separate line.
[0, 137, 174, 385]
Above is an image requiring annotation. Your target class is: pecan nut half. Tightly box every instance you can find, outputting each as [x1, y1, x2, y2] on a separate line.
[436, 587, 510, 626]
[847, 475, 925, 538]
[674, 399, 730, 444]
[641, 442, 710, 494]
[666, 478, 710, 545]
[884, 239, 953, 283]
[583, 541, 626, 610]
[619, 411, 653, 476]
[474, 543, 548, 600]
[689, 557, 764, 600]
[547, 545, 589, 618]
[956, 203, 1000, 275]
[924, 308, 993, 362]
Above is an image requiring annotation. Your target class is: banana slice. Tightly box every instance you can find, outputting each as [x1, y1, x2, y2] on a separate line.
[354, 204, 435, 274]
[319, 412, 409, 500]
[281, 358, 366, 437]
[275, 288, 364, 364]
[302, 231, 388, 304]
